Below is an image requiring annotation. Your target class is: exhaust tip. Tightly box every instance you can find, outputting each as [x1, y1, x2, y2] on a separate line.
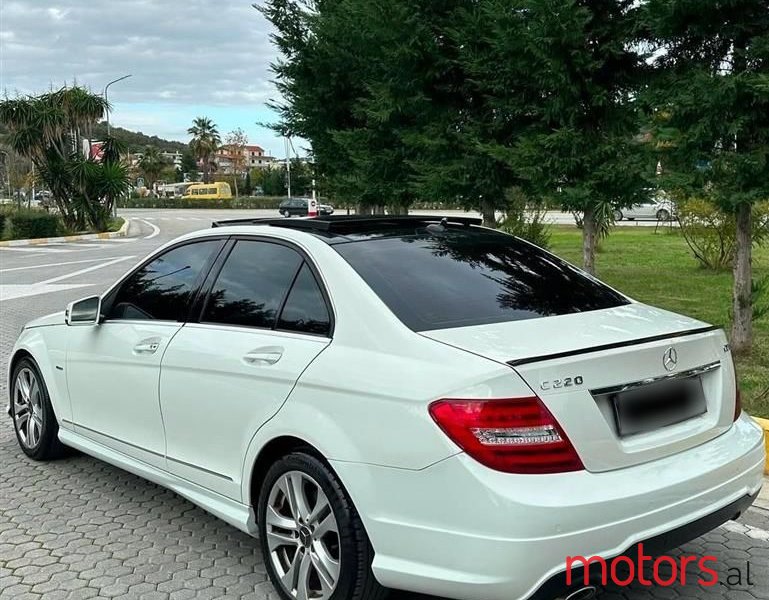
[564, 586, 597, 600]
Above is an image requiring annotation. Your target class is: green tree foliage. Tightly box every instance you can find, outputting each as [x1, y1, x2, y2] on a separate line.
[643, 0, 769, 352]
[244, 170, 253, 196]
[0, 86, 131, 231]
[187, 117, 221, 183]
[137, 146, 169, 189]
[500, 0, 650, 273]
[260, 0, 648, 240]
[223, 128, 249, 197]
[179, 150, 199, 181]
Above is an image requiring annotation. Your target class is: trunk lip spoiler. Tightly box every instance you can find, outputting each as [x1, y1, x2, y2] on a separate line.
[507, 325, 721, 367]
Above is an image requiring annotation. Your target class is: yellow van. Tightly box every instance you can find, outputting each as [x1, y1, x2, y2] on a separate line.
[183, 182, 232, 200]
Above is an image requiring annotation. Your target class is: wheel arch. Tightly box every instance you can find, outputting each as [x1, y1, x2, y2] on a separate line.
[9, 331, 72, 424]
[247, 435, 328, 509]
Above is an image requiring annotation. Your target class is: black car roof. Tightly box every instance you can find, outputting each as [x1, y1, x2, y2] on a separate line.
[210, 215, 487, 244]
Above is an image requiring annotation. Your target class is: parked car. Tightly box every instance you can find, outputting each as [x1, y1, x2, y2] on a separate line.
[279, 197, 334, 216]
[614, 198, 676, 221]
[8, 215, 764, 600]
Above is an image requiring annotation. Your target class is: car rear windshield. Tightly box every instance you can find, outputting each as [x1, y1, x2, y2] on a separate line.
[333, 228, 630, 331]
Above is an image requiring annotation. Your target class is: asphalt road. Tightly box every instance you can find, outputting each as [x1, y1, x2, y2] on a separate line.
[0, 208, 764, 600]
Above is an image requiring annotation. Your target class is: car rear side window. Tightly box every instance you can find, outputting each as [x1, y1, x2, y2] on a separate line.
[333, 230, 629, 331]
[277, 263, 331, 336]
[108, 240, 221, 321]
[202, 240, 302, 329]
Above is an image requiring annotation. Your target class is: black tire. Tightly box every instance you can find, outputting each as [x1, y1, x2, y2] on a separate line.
[10, 357, 67, 461]
[258, 452, 388, 600]
[656, 208, 670, 221]
[613, 209, 623, 221]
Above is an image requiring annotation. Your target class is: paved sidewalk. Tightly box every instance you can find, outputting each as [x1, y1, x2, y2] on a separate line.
[0, 418, 767, 600]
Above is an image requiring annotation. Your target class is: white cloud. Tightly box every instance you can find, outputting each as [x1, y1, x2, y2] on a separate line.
[1, 0, 280, 107]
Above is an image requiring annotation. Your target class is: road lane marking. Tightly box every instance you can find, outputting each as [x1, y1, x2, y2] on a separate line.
[0, 257, 109, 273]
[139, 219, 161, 239]
[39, 255, 136, 285]
[0, 246, 71, 253]
[0, 283, 95, 302]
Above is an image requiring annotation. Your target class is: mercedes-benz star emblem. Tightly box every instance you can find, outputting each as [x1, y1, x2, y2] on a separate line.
[663, 347, 678, 371]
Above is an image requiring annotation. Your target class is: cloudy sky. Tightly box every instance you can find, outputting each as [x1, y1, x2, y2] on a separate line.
[0, 1, 292, 156]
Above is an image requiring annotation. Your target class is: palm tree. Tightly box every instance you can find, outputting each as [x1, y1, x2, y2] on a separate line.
[0, 86, 120, 230]
[138, 146, 167, 190]
[187, 117, 220, 183]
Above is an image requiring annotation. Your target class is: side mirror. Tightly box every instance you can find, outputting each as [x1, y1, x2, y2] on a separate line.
[65, 296, 102, 326]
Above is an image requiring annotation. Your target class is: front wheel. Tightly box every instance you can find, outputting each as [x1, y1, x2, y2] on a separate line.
[258, 452, 387, 600]
[613, 209, 623, 222]
[10, 358, 66, 461]
[656, 208, 670, 221]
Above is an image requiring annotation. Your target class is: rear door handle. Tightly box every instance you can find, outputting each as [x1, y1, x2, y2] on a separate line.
[134, 338, 161, 355]
[243, 346, 284, 366]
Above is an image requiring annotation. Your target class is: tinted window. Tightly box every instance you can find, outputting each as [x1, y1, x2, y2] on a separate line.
[334, 229, 629, 331]
[278, 264, 331, 336]
[109, 241, 220, 321]
[203, 240, 302, 328]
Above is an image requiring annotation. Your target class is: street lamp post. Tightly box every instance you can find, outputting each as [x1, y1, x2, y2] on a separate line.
[103, 75, 132, 217]
[104, 74, 132, 136]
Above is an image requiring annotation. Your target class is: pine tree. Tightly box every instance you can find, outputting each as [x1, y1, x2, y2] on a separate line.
[644, 0, 769, 352]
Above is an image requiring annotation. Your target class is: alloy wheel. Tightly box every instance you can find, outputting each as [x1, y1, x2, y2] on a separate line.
[266, 470, 341, 600]
[13, 367, 44, 449]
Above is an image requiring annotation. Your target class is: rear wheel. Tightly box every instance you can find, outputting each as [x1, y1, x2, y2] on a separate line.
[10, 358, 66, 461]
[613, 209, 623, 222]
[258, 452, 387, 600]
[656, 208, 670, 221]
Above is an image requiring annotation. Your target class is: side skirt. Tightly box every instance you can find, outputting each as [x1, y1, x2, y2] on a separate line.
[58, 429, 258, 536]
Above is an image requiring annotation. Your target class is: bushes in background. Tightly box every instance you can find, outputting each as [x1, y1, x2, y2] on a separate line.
[0, 208, 62, 240]
[677, 199, 769, 270]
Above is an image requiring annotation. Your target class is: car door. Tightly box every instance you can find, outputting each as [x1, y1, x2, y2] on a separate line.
[66, 239, 224, 469]
[159, 238, 333, 498]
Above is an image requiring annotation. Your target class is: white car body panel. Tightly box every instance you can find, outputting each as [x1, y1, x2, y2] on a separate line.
[7, 222, 766, 600]
[160, 323, 330, 499]
[334, 414, 764, 600]
[66, 320, 181, 470]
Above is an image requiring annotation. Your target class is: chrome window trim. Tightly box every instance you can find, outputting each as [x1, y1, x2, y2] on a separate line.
[590, 361, 721, 397]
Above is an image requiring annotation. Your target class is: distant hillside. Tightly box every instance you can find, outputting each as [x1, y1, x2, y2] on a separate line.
[92, 122, 188, 153]
[0, 122, 188, 154]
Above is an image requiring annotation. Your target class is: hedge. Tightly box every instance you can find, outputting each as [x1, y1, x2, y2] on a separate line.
[1, 209, 62, 240]
[117, 196, 468, 211]
[117, 196, 286, 209]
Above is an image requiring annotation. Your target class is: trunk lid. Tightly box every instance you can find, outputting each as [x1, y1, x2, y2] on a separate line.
[421, 304, 735, 472]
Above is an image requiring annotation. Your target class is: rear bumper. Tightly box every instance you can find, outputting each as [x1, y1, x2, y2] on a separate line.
[529, 490, 758, 600]
[332, 414, 765, 600]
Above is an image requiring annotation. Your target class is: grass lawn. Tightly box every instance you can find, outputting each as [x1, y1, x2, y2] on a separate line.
[548, 225, 769, 418]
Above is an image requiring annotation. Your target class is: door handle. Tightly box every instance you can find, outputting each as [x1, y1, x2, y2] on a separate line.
[133, 338, 161, 355]
[243, 346, 284, 366]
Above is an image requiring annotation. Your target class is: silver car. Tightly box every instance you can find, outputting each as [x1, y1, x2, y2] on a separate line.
[614, 198, 676, 221]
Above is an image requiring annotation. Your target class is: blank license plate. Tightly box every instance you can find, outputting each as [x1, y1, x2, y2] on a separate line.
[612, 376, 707, 437]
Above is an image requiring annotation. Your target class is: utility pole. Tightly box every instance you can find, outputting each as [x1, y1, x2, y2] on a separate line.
[285, 137, 292, 200]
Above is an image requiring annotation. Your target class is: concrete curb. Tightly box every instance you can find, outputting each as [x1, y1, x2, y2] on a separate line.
[0, 217, 130, 247]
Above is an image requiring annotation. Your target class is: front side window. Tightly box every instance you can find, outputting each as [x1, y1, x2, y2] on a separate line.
[278, 264, 331, 336]
[108, 240, 221, 321]
[203, 240, 302, 329]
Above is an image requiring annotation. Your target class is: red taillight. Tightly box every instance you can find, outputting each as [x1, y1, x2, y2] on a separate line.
[428, 397, 584, 474]
[733, 369, 742, 422]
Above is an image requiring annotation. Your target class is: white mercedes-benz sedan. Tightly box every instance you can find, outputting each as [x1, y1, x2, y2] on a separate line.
[8, 215, 765, 600]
